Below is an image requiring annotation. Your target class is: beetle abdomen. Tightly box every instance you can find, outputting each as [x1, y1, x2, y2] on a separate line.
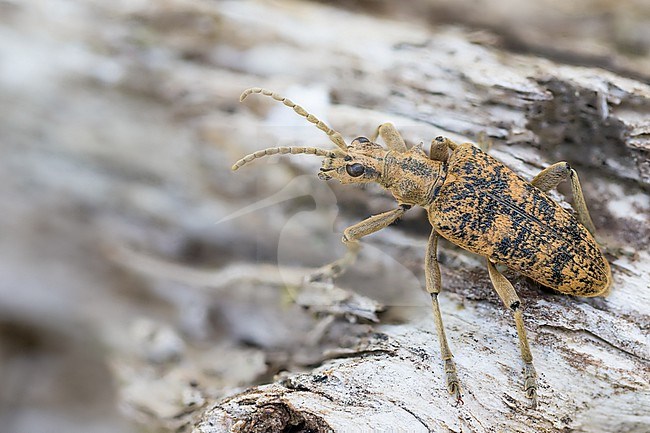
[429, 144, 611, 297]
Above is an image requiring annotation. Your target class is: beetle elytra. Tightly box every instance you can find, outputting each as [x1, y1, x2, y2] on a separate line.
[233, 87, 612, 408]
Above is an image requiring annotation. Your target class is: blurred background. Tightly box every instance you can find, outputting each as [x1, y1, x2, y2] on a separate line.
[1, 1, 649, 432]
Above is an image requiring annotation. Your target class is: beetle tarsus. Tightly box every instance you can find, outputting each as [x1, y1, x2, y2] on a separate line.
[524, 362, 538, 409]
[444, 358, 463, 405]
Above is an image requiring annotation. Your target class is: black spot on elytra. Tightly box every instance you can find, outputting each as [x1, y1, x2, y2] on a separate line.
[550, 247, 572, 286]
[497, 236, 512, 257]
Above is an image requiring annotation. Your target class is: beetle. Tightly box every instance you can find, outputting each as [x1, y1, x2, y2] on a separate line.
[232, 87, 612, 408]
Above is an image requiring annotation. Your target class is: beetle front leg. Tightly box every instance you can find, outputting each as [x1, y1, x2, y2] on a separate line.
[306, 205, 410, 282]
[531, 162, 596, 235]
[486, 259, 538, 408]
[371, 123, 408, 152]
[426, 230, 463, 405]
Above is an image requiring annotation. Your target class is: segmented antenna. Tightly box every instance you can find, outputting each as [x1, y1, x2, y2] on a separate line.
[240, 87, 348, 151]
[231, 146, 338, 170]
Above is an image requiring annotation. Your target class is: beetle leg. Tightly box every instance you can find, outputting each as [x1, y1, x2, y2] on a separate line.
[476, 131, 493, 153]
[306, 205, 410, 282]
[486, 259, 538, 409]
[429, 136, 460, 162]
[429, 138, 450, 162]
[426, 230, 463, 404]
[531, 162, 596, 235]
[371, 123, 408, 152]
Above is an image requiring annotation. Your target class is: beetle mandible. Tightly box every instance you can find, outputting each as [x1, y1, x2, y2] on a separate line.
[232, 87, 612, 408]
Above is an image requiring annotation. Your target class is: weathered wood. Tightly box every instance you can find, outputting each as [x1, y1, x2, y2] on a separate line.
[1, 1, 648, 432]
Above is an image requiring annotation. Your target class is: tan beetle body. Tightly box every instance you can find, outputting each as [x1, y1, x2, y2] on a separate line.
[428, 143, 611, 297]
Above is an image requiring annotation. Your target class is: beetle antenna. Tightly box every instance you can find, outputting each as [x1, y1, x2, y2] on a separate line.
[232, 146, 341, 171]
[240, 87, 348, 151]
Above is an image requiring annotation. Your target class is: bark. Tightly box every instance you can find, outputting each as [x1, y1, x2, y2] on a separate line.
[1, 1, 648, 433]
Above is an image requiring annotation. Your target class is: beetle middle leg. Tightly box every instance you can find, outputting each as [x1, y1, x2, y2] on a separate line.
[306, 205, 410, 282]
[426, 230, 463, 404]
[429, 136, 459, 162]
[532, 162, 596, 235]
[486, 259, 538, 408]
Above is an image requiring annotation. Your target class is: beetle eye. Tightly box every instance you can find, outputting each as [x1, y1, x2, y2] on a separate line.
[346, 163, 365, 177]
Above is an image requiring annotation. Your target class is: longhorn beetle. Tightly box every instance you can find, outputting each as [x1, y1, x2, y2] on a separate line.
[232, 87, 612, 408]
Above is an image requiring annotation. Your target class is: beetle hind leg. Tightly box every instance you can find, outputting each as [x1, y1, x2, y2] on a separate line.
[426, 231, 463, 404]
[531, 162, 596, 235]
[486, 259, 538, 408]
[516, 308, 538, 406]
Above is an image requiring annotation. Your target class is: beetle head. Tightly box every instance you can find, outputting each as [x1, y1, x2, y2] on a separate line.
[318, 137, 386, 184]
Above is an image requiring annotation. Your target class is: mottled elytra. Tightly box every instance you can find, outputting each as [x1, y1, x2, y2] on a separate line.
[233, 87, 612, 408]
